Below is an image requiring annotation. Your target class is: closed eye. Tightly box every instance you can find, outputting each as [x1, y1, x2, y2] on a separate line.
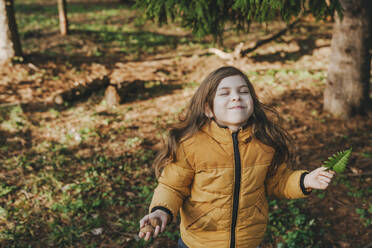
[239, 86, 249, 93]
[217, 91, 229, 96]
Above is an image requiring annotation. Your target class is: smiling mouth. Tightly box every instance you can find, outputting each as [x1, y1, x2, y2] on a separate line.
[229, 106, 245, 109]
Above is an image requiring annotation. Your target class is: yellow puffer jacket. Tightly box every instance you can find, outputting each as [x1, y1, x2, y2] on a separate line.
[149, 121, 309, 248]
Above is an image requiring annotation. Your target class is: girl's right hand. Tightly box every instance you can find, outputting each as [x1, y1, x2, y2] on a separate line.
[138, 209, 170, 241]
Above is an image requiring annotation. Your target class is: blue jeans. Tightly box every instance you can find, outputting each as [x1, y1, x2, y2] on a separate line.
[178, 238, 188, 248]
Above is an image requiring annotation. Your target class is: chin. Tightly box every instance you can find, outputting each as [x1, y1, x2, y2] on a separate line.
[230, 118, 249, 124]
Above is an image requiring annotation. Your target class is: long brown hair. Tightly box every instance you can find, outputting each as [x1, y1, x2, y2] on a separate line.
[153, 66, 291, 178]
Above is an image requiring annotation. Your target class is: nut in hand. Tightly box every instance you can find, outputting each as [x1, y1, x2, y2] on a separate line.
[140, 217, 161, 233]
[150, 218, 161, 227]
[140, 224, 154, 233]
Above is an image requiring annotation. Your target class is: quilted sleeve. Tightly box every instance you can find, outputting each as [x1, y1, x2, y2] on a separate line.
[149, 143, 195, 221]
[266, 163, 310, 199]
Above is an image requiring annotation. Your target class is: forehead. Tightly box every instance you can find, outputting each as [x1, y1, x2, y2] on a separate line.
[217, 75, 247, 89]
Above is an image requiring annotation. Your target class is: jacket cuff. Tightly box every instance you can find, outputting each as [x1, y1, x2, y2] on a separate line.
[300, 172, 312, 195]
[151, 206, 173, 223]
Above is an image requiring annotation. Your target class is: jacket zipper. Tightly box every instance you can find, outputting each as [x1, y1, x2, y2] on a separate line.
[230, 131, 241, 248]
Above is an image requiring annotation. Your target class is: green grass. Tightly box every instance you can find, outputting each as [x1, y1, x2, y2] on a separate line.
[3, 1, 369, 247]
[0, 143, 158, 247]
[245, 69, 327, 86]
[264, 199, 325, 248]
[0, 102, 330, 247]
[14, 0, 198, 57]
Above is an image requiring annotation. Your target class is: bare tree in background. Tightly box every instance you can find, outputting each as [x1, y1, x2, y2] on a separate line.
[0, 0, 22, 63]
[58, 0, 69, 35]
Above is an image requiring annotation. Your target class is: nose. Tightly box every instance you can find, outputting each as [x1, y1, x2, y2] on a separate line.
[231, 91, 241, 101]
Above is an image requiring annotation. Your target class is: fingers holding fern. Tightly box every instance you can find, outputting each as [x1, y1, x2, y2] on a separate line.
[304, 148, 352, 191]
[304, 167, 335, 190]
[322, 148, 352, 173]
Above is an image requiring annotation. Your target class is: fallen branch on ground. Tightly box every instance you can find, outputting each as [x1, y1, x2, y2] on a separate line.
[208, 18, 302, 60]
[240, 18, 302, 57]
[346, 171, 372, 177]
[53, 76, 110, 105]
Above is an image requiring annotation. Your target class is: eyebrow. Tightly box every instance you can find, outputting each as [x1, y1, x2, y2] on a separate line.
[217, 85, 249, 90]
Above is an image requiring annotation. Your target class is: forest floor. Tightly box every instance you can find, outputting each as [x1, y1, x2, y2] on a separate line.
[0, 0, 371, 247]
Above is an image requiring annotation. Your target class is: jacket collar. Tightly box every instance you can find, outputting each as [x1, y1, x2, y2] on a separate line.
[201, 120, 253, 144]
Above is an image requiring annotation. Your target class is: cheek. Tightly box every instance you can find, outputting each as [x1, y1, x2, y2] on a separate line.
[243, 95, 253, 106]
[249, 97, 254, 108]
[213, 97, 225, 109]
[212, 100, 226, 118]
[246, 97, 254, 115]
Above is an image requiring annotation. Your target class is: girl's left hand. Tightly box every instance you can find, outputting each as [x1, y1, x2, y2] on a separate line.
[304, 167, 335, 190]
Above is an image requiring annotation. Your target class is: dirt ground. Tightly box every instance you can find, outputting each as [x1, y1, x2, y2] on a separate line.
[0, 6, 371, 247]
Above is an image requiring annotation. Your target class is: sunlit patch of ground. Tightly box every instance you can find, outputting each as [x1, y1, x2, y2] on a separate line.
[0, 2, 371, 247]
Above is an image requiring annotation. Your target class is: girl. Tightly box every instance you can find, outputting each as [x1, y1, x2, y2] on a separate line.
[138, 66, 334, 248]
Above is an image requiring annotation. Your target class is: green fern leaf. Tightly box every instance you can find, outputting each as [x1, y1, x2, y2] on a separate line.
[322, 148, 352, 173]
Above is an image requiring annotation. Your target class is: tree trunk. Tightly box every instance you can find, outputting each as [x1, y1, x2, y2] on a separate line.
[324, 0, 371, 118]
[58, 0, 69, 36]
[0, 0, 22, 63]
